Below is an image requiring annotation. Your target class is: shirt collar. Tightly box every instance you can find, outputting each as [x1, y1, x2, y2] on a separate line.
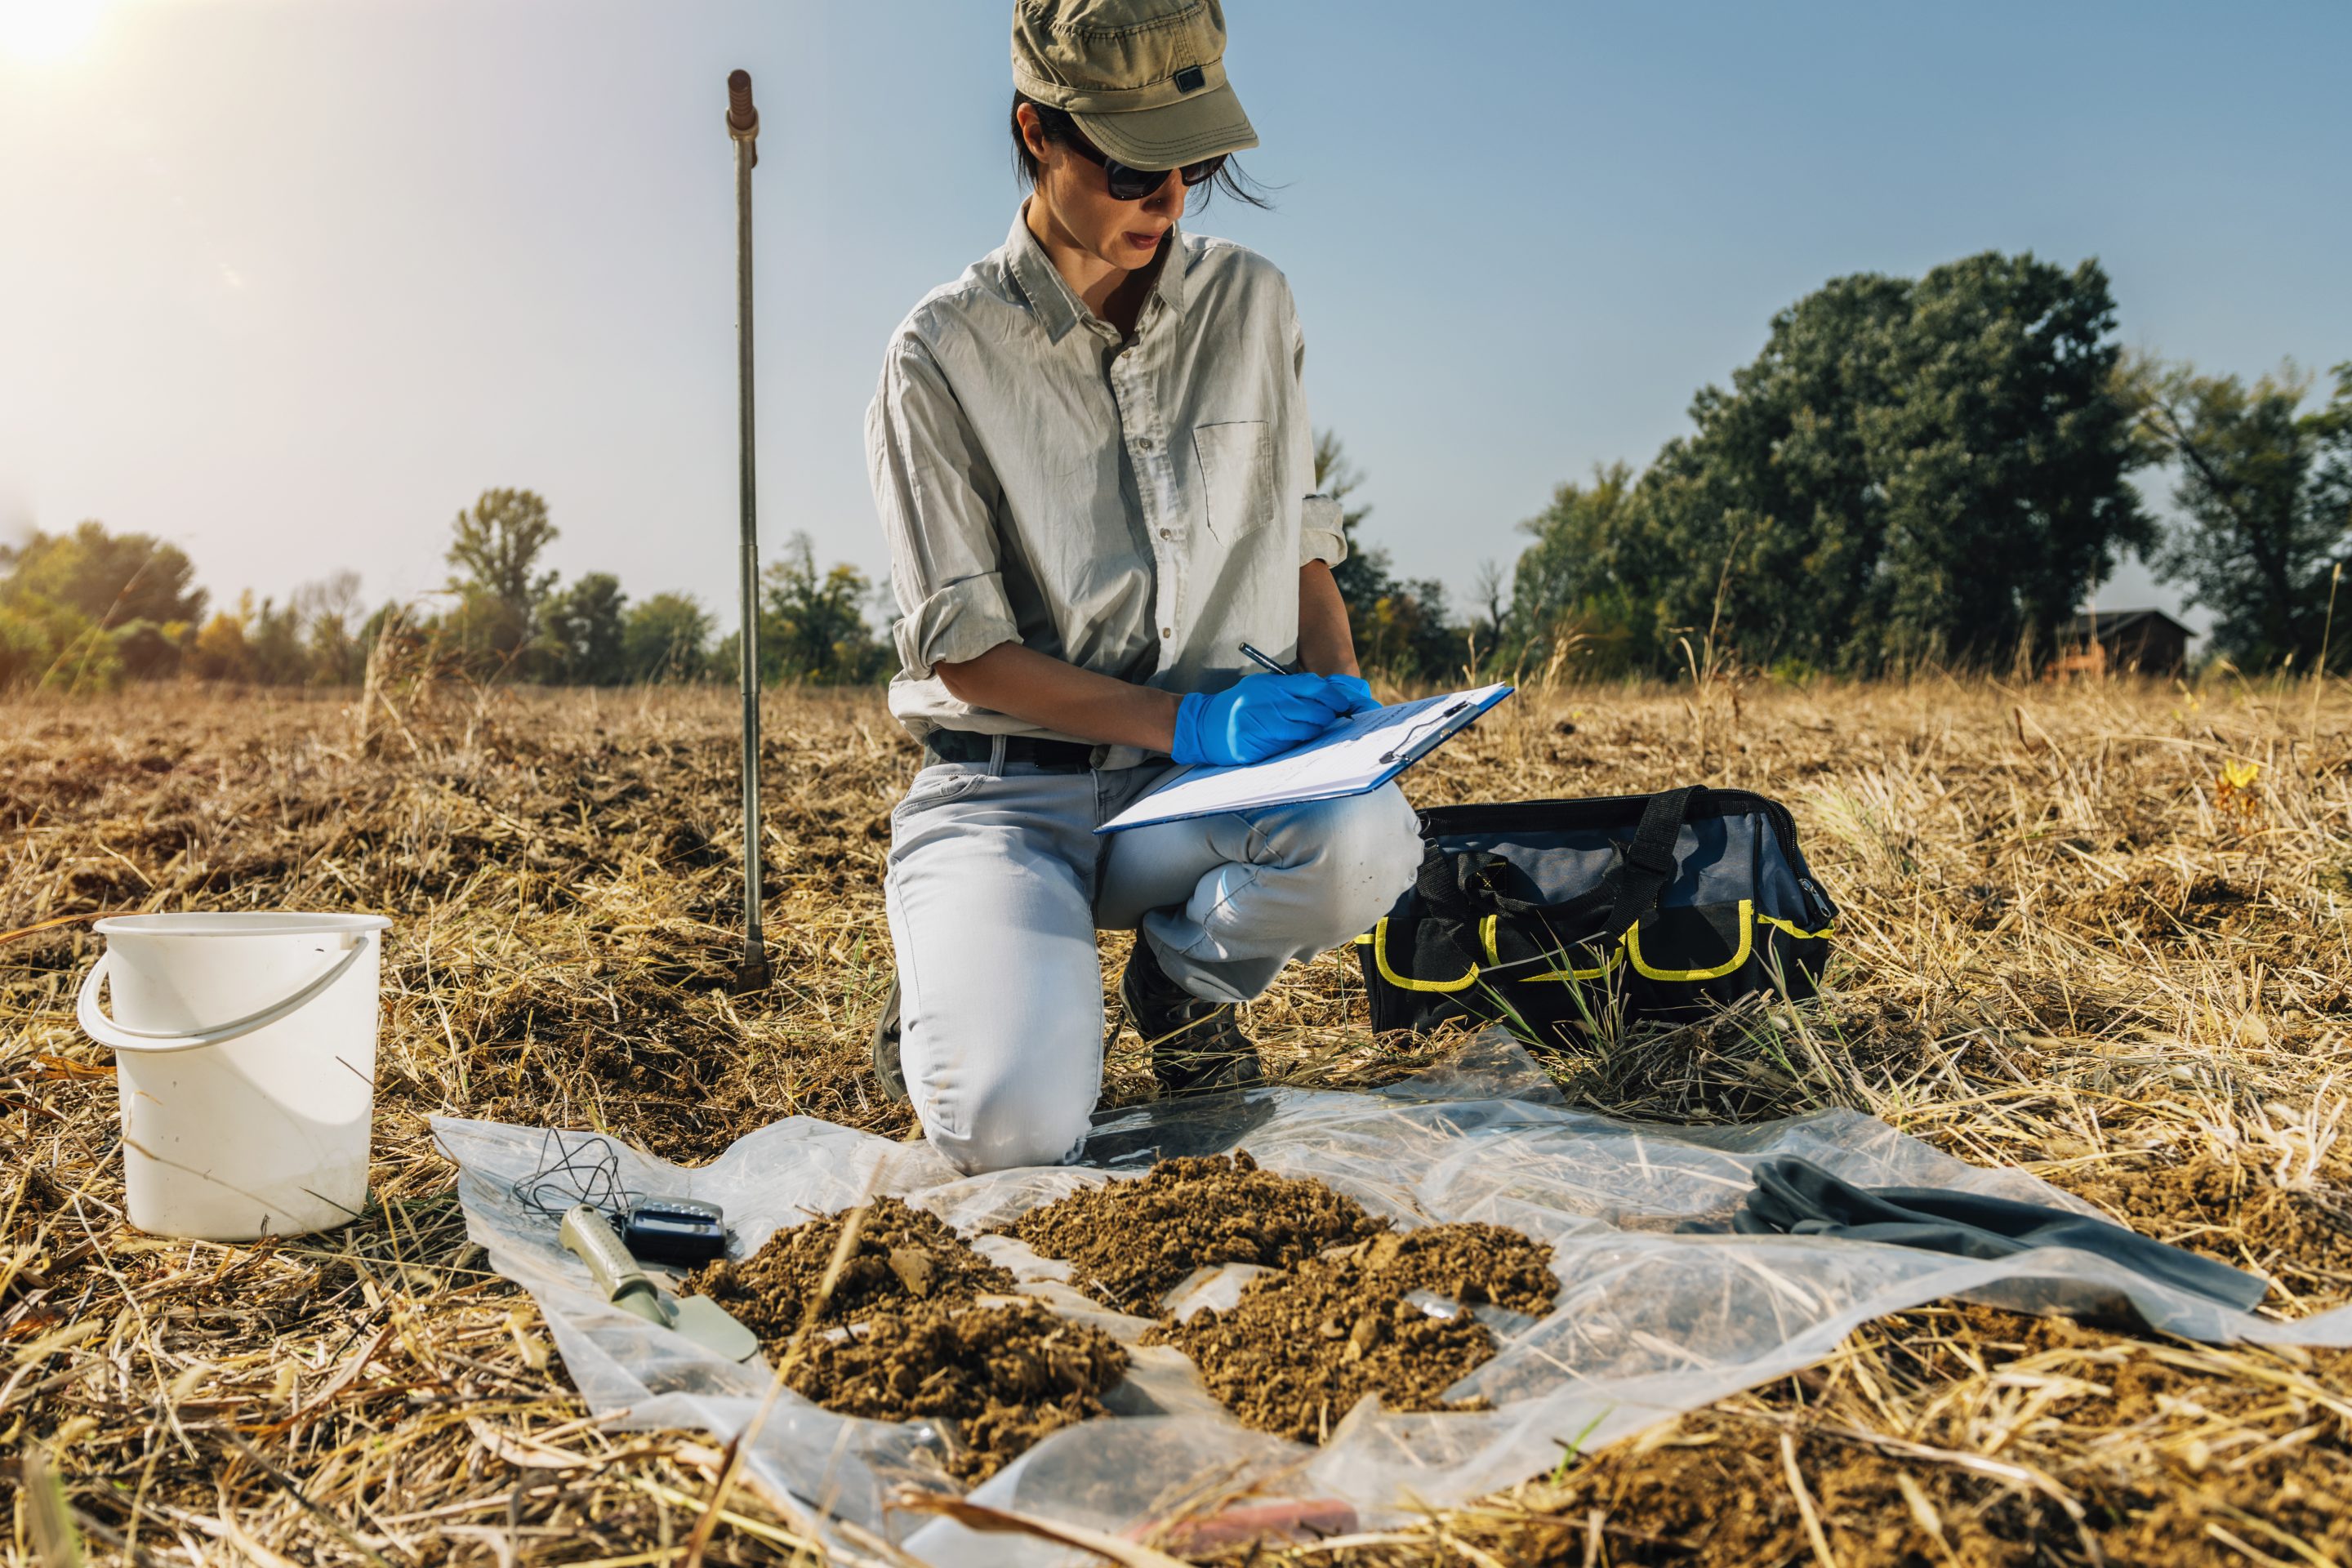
[1006, 200, 1185, 345]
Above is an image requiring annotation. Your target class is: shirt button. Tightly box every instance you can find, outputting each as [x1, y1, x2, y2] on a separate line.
[1135, 435, 1154, 450]
[1159, 528, 1173, 539]
[1160, 627, 1172, 638]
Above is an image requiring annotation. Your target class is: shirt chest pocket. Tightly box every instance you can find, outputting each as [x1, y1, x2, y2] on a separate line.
[1191, 420, 1275, 546]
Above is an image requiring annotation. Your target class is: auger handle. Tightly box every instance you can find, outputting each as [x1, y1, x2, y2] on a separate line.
[726, 69, 759, 140]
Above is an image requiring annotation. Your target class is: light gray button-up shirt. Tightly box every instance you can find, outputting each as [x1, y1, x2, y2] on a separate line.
[866, 204, 1346, 764]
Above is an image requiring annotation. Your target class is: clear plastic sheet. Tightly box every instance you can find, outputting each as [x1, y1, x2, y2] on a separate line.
[434, 1030, 2352, 1565]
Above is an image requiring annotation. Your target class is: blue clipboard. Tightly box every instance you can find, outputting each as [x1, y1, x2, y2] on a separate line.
[1096, 682, 1514, 833]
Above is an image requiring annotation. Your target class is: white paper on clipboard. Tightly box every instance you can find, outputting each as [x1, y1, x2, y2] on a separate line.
[1097, 682, 1514, 834]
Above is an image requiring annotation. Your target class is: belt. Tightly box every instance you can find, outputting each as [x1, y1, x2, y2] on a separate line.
[923, 728, 1096, 773]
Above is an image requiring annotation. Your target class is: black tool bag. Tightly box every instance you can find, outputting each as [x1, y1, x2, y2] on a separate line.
[1356, 786, 1838, 1040]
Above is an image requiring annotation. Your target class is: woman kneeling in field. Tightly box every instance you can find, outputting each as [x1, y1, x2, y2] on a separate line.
[865, 0, 1421, 1173]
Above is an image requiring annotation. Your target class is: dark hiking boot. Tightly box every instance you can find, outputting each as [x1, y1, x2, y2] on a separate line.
[1119, 935, 1264, 1098]
[871, 975, 907, 1104]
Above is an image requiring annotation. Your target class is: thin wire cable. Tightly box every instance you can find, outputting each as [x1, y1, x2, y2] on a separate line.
[510, 1129, 644, 1223]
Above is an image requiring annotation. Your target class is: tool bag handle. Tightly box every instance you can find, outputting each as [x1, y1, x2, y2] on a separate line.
[1601, 785, 1699, 938]
[1414, 785, 1700, 938]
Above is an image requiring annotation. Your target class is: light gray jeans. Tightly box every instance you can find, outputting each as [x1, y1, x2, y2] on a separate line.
[883, 742, 1423, 1174]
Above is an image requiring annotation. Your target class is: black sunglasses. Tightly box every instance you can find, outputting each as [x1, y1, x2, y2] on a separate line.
[1061, 129, 1227, 203]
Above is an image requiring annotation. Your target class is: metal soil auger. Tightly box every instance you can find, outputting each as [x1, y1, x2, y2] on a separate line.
[726, 69, 769, 992]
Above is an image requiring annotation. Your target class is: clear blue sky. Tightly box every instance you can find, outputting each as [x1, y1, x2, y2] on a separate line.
[3, 0, 2346, 638]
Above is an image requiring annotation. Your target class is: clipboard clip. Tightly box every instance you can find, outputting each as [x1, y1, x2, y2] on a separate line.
[1379, 699, 1471, 764]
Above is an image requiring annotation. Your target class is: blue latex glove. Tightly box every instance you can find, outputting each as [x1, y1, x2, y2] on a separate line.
[1171, 672, 1379, 767]
[1321, 674, 1379, 715]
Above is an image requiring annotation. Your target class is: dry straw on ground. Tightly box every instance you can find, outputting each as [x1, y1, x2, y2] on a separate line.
[3, 669, 2349, 1565]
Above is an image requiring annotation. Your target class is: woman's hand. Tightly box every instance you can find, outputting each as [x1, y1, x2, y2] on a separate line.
[1171, 672, 1375, 767]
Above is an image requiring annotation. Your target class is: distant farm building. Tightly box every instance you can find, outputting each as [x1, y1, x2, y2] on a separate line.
[2048, 608, 2192, 679]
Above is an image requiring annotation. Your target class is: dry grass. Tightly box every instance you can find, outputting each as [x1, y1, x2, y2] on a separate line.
[4, 670, 2350, 1566]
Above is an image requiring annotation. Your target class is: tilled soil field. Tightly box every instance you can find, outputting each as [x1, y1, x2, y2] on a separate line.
[5, 676, 2351, 1565]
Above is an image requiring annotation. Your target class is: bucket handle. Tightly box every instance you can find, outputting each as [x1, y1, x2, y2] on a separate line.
[78, 934, 374, 1055]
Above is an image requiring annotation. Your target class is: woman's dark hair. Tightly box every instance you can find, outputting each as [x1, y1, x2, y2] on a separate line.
[1010, 91, 1272, 212]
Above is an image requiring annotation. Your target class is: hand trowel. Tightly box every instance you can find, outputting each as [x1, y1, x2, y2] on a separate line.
[560, 1205, 760, 1362]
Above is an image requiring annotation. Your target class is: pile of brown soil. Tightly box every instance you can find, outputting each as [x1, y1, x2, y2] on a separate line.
[1341, 1223, 1561, 1315]
[684, 1196, 1016, 1343]
[1153, 1222, 1558, 1443]
[787, 1298, 1129, 1484]
[1007, 1152, 1389, 1315]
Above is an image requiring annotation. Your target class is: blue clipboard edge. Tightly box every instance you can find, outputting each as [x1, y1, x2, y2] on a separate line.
[1094, 683, 1516, 834]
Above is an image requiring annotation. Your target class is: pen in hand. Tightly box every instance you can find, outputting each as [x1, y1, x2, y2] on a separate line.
[1239, 642, 1300, 677]
[1240, 643, 1381, 719]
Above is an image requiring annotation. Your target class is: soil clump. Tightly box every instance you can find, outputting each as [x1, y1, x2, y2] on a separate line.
[685, 1196, 1015, 1339]
[1154, 1222, 1557, 1443]
[1344, 1222, 1560, 1315]
[1009, 1151, 1388, 1315]
[787, 1298, 1128, 1485]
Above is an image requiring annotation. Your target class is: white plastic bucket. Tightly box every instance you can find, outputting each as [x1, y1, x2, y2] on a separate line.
[78, 911, 390, 1241]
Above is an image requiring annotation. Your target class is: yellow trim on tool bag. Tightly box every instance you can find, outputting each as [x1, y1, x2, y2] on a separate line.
[1479, 915, 1616, 982]
[1624, 898, 1753, 981]
[1361, 901, 1827, 992]
[1365, 917, 1481, 992]
[1755, 912, 1836, 942]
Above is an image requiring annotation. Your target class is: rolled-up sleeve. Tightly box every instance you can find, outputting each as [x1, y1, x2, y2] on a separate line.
[1285, 296, 1348, 569]
[866, 330, 1020, 679]
[1299, 492, 1348, 568]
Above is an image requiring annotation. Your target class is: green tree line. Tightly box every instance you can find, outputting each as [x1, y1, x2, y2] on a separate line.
[1335, 251, 2348, 683]
[0, 490, 890, 693]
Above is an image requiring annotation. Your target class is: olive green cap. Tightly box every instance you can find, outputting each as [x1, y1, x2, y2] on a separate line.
[1012, 0, 1259, 172]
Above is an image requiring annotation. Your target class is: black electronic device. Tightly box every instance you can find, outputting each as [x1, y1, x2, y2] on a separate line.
[622, 1198, 729, 1266]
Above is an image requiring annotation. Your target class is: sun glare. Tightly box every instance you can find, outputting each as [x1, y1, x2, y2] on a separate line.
[0, 0, 110, 65]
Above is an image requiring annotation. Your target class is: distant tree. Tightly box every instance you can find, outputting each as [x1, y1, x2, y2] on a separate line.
[189, 610, 253, 682]
[105, 619, 190, 681]
[243, 592, 311, 684]
[1316, 428, 1377, 609]
[539, 572, 630, 684]
[0, 519, 207, 630]
[2132, 359, 2352, 669]
[444, 488, 559, 640]
[623, 592, 714, 681]
[709, 536, 885, 684]
[298, 571, 368, 685]
[1506, 253, 2152, 675]
[1468, 559, 1510, 653]
[0, 519, 205, 685]
[439, 588, 534, 671]
[1505, 461, 1653, 676]
[1313, 430, 1463, 681]
[0, 601, 57, 688]
[0, 595, 123, 692]
[1864, 255, 2150, 666]
[755, 532, 888, 684]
